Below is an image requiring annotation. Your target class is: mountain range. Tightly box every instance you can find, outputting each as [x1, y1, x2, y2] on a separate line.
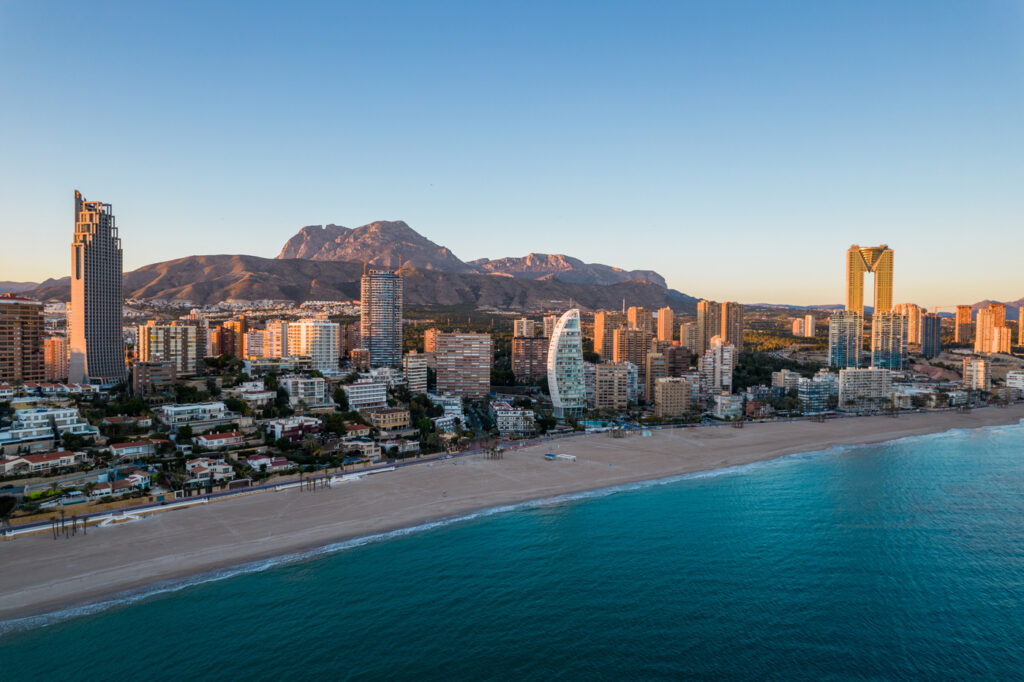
[22, 221, 698, 311]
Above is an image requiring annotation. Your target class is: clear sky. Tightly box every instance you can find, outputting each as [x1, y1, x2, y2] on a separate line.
[1, 1, 1021, 307]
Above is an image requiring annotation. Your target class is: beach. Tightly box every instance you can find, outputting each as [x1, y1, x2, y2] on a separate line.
[2, 406, 1023, 625]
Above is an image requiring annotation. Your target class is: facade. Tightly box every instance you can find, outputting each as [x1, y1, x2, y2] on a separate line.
[593, 311, 625, 359]
[490, 401, 536, 437]
[286, 319, 340, 373]
[132, 361, 177, 395]
[656, 307, 674, 343]
[696, 300, 721, 355]
[70, 190, 126, 385]
[547, 309, 586, 421]
[870, 311, 908, 370]
[266, 416, 323, 443]
[542, 315, 558, 340]
[955, 305, 973, 344]
[962, 356, 990, 391]
[423, 328, 440, 354]
[156, 402, 240, 432]
[343, 379, 389, 411]
[194, 431, 246, 450]
[0, 450, 82, 475]
[366, 407, 411, 432]
[681, 322, 699, 354]
[892, 303, 924, 345]
[594, 362, 631, 411]
[435, 333, 493, 399]
[712, 394, 744, 420]
[720, 302, 744, 350]
[798, 371, 839, 414]
[654, 377, 692, 418]
[698, 336, 735, 395]
[513, 318, 535, 337]
[279, 375, 328, 407]
[627, 306, 655, 335]
[0, 407, 98, 451]
[845, 244, 894, 314]
[612, 327, 652, 389]
[974, 304, 1012, 355]
[0, 294, 44, 384]
[44, 336, 69, 382]
[512, 336, 548, 381]
[1005, 371, 1024, 391]
[360, 270, 403, 367]
[138, 323, 200, 376]
[921, 313, 941, 359]
[838, 368, 892, 411]
[828, 311, 863, 368]
[403, 351, 429, 394]
[644, 352, 667, 401]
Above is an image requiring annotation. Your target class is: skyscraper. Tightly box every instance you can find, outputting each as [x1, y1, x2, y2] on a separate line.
[511, 336, 548, 380]
[828, 311, 863, 368]
[0, 294, 44, 384]
[846, 244, 894, 314]
[593, 311, 625, 359]
[921, 313, 941, 359]
[656, 306, 674, 343]
[698, 335, 734, 395]
[542, 315, 558, 340]
[974, 303, 1012, 355]
[44, 336, 69, 381]
[870, 311, 908, 370]
[696, 300, 721, 354]
[720, 302, 744, 350]
[70, 190, 126, 385]
[435, 332, 492, 399]
[137, 323, 201, 377]
[627, 306, 654, 335]
[287, 319, 341, 373]
[360, 270, 403, 367]
[547, 309, 586, 421]
[513, 318, 535, 338]
[892, 303, 924, 345]
[954, 305, 973, 344]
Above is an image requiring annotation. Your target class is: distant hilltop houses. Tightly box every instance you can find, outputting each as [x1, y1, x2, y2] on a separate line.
[0, 199, 1022, 523]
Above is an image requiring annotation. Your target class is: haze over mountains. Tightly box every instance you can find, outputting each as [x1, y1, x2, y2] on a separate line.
[24, 221, 698, 311]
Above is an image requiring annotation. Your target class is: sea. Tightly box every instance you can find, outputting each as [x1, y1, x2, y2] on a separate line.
[2, 422, 1023, 679]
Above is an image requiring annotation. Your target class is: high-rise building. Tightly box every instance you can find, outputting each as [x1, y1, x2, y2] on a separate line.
[664, 345, 691, 377]
[542, 315, 558, 340]
[435, 332, 492, 399]
[403, 351, 429, 395]
[627, 306, 654, 335]
[974, 303, 1012, 355]
[137, 323, 201, 377]
[1019, 310, 1024, 347]
[893, 303, 924, 345]
[870, 311, 908, 370]
[654, 377, 692, 418]
[921, 313, 941, 359]
[0, 294, 44, 384]
[656, 307, 674, 343]
[594, 362, 631, 411]
[286, 320, 341, 373]
[243, 330, 266, 359]
[423, 327, 440, 354]
[720, 302, 744, 350]
[696, 300, 721, 355]
[44, 336, 69, 381]
[698, 336, 734, 395]
[845, 244, 894, 314]
[511, 336, 548, 380]
[612, 327, 652, 390]
[962, 356, 990, 391]
[360, 270, 403, 367]
[593, 311, 625, 359]
[211, 326, 237, 358]
[955, 305, 973, 344]
[69, 190, 126, 385]
[681, 322, 699, 353]
[547, 309, 586, 421]
[838, 368, 892, 411]
[513, 318, 536, 338]
[828, 311, 863, 368]
[644, 352, 667, 401]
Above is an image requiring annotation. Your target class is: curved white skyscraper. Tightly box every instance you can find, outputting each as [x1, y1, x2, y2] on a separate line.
[547, 309, 586, 421]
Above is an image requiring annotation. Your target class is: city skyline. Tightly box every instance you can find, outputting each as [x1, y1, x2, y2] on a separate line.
[1, 2, 1022, 305]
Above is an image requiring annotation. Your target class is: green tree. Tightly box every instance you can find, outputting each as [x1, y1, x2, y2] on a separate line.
[334, 387, 350, 411]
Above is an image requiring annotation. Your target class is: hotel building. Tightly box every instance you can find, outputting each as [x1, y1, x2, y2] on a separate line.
[828, 311, 863, 368]
[360, 270, 403, 367]
[435, 332, 493, 399]
[870, 311, 908, 370]
[0, 294, 44, 384]
[845, 244, 893, 314]
[547, 309, 586, 421]
[954, 305, 973, 344]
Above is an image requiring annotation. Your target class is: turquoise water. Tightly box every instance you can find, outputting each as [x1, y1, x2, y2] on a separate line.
[3, 423, 1024, 679]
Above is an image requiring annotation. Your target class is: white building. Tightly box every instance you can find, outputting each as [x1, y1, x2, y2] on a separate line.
[156, 402, 240, 433]
[547, 309, 586, 421]
[343, 379, 388, 411]
[137, 324, 201, 376]
[962, 357, 990, 391]
[0, 406, 98, 449]
[1006, 371, 1024, 391]
[279, 375, 329, 407]
[838, 368, 892, 412]
[403, 351, 429, 395]
[699, 336, 735, 395]
[428, 393, 465, 420]
[185, 457, 235, 485]
[490, 401, 536, 437]
[286, 319, 340, 373]
[712, 394, 744, 420]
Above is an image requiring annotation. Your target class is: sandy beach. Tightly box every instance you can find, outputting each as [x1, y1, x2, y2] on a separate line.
[2, 407, 1023, 625]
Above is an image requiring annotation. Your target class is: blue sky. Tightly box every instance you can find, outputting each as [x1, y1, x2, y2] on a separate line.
[1, 1, 1021, 306]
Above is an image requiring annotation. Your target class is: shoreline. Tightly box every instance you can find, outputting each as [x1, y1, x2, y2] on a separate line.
[2, 406, 1023, 630]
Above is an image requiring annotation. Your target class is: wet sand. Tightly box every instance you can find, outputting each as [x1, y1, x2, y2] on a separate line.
[2, 406, 1022, 624]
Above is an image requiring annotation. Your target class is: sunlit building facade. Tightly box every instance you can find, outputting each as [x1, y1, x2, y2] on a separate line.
[547, 309, 586, 421]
